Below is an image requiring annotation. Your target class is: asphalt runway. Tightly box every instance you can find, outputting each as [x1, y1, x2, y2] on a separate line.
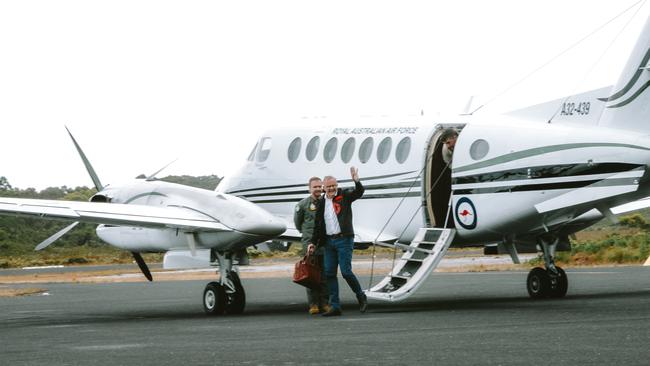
[2, 266, 650, 365]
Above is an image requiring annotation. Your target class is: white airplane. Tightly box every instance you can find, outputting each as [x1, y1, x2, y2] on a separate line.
[1, 14, 650, 314]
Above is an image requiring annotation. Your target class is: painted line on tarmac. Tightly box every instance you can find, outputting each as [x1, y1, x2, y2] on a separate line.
[21, 265, 65, 270]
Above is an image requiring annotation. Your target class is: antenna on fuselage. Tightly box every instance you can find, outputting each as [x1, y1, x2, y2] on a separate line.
[459, 96, 476, 116]
[146, 158, 179, 181]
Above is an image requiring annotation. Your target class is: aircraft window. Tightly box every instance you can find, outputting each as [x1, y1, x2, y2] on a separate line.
[377, 137, 392, 163]
[359, 137, 374, 163]
[395, 137, 411, 163]
[247, 142, 258, 162]
[306, 136, 320, 161]
[287, 137, 302, 163]
[470, 139, 490, 160]
[324, 137, 338, 163]
[341, 137, 355, 163]
[257, 137, 272, 162]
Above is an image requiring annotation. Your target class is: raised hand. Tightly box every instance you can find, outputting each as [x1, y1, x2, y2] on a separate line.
[350, 166, 359, 182]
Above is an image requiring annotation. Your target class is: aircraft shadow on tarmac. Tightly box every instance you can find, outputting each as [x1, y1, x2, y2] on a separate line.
[7, 289, 648, 328]
[140, 289, 650, 318]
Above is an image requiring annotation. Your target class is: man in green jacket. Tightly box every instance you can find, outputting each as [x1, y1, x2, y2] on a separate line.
[294, 176, 329, 315]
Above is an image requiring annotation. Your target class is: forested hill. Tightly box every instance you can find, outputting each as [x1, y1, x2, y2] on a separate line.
[0, 175, 221, 257]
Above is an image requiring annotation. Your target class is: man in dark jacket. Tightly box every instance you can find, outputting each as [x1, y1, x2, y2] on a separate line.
[308, 167, 367, 316]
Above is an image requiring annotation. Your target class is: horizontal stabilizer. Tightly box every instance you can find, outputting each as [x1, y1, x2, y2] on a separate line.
[0, 197, 231, 232]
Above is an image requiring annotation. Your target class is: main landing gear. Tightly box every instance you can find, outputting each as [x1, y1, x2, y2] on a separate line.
[526, 235, 568, 299]
[203, 251, 246, 315]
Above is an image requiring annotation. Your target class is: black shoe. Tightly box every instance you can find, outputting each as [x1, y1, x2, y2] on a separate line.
[322, 308, 342, 317]
[358, 294, 368, 313]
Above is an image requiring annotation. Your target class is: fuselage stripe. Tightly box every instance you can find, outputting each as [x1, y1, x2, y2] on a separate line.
[247, 191, 421, 204]
[237, 181, 421, 198]
[453, 162, 642, 184]
[453, 177, 638, 195]
[226, 170, 417, 194]
[453, 143, 650, 174]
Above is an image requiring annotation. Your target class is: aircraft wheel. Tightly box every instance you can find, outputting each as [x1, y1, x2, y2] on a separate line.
[549, 267, 568, 298]
[527, 267, 551, 299]
[225, 272, 246, 314]
[203, 281, 226, 315]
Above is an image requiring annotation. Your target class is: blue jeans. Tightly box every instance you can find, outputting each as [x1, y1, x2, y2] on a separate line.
[323, 236, 364, 310]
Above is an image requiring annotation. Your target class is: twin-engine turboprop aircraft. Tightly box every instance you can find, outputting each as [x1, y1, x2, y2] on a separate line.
[1, 14, 649, 314]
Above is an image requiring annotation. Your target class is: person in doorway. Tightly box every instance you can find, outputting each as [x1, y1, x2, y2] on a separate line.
[308, 167, 367, 317]
[293, 176, 329, 315]
[440, 128, 458, 165]
[433, 128, 458, 228]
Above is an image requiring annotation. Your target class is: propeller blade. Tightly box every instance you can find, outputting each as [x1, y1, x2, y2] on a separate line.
[131, 252, 153, 281]
[35, 221, 79, 251]
[65, 126, 104, 191]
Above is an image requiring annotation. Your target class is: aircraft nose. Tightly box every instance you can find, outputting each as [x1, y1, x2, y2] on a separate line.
[238, 212, 286, 237]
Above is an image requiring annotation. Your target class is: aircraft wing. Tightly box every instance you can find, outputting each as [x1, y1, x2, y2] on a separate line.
[0, 197, 231, 232]
[353, 226, 399, 244]
[534, 168, 645, 214]
[611, 197, 650, 215]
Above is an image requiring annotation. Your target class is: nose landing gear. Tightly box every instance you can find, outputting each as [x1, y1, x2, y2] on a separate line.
[202, 250, 247, 315]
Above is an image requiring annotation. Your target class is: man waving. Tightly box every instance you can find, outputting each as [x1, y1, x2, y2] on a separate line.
[309, 167, 367, 317]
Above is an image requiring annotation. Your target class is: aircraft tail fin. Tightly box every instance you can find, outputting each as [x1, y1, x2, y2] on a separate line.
[598, 16, 650, 131]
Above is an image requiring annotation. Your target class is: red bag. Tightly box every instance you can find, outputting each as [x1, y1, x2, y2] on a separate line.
[293, 254, 321, 289]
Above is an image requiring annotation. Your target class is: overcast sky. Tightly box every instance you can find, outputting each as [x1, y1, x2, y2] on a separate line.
[1, 0, 648, 190]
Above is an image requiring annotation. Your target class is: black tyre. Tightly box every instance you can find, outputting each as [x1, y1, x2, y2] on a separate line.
[527, 267, 551, 299]
[225, 272, 246, 315]
[549, 266, 568, 298]
[203, 282, 226, 315]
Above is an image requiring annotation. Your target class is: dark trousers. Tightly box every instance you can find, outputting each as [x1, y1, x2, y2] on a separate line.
[323, 236, 364, 309]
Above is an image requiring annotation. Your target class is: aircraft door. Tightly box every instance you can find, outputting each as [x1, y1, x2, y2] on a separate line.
[424, 125, 464, 228]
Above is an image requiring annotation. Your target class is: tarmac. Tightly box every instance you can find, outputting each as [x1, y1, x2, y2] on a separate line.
[1, 264, 650, 365]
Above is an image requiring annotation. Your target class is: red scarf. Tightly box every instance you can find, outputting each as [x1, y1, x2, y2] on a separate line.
[333, 195, 343, 215]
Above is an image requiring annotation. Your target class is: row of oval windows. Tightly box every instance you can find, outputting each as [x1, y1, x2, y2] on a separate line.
[289, 136, 412, 164]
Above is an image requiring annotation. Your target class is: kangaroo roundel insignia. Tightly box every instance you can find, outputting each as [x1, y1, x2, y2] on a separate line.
[455, 197, 477, 230]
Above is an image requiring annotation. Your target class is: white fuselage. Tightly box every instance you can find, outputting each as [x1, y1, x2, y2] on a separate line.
[218, 118, 650, 246]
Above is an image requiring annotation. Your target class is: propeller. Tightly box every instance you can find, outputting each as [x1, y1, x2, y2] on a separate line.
[34, 127, 104, 251]
[64, 127, 153, 283]
[131, 252, 153, 281]
[34, 222, 79, 251]
[65, 125, 103, 191]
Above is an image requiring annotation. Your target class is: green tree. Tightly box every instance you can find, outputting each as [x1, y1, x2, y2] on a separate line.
[0, 176, 12, 191]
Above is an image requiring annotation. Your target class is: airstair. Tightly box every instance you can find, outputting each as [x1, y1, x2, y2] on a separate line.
[365, 228, 455, 302]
